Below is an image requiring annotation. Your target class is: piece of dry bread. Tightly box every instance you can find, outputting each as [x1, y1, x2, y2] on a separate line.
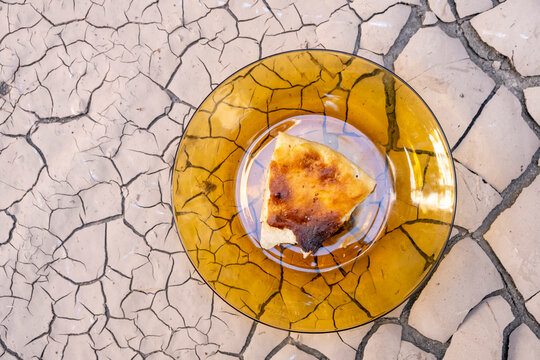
[259, 132, 376, 253]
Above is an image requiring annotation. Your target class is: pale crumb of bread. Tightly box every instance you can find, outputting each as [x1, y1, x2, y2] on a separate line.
[259, 222, 296, 249]
[259, 165, 297, 249]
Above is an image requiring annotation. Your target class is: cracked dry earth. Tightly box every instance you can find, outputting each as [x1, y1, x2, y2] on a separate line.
[0, 0, 540, 359]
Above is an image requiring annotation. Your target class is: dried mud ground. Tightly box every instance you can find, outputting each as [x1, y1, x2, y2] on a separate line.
[0, 0, 540, 359]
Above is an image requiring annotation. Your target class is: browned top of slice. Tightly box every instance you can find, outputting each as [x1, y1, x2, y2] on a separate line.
[266, 133, 376, 252]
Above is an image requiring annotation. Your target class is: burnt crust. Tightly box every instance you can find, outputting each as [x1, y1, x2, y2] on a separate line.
[267, 159, 344, 252]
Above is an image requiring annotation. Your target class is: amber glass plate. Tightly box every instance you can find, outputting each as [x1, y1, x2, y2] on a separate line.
[172, 50, 456, 332]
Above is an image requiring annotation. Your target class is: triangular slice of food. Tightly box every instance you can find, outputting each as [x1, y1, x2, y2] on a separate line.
[260, 132, 376, 253]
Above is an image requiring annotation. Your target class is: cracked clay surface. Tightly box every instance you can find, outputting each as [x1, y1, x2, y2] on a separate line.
[0, 0, 539, 359]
